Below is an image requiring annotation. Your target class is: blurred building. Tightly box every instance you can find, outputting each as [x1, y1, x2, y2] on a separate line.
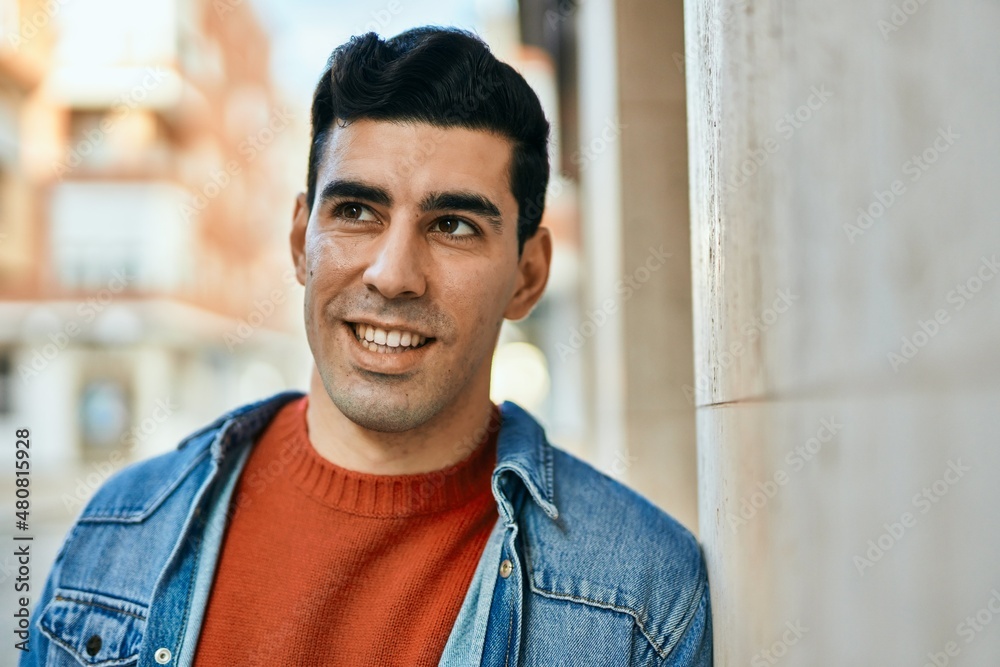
[0, 0, 45, 419]
[0, 0, 309, 477]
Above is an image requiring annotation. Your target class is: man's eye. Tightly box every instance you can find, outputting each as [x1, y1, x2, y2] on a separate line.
[334, 203, 376, 221]
[434, 217, 477, 236]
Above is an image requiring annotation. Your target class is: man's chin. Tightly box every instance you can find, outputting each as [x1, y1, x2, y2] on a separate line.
[318, 369, 442, 433]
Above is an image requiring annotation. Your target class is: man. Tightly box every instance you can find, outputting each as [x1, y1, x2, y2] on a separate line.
[23, 27, 711, 666]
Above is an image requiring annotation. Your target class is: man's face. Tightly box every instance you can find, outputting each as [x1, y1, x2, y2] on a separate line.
[290, 119, 549, 433]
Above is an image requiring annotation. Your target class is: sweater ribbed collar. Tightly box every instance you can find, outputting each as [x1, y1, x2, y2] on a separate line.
[271, 397, 499, 518]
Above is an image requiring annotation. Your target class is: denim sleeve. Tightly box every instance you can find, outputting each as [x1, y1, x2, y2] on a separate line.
[18, 563, 54, 666]
[662, 580, 713, 667]
[18, 526, 72, 666]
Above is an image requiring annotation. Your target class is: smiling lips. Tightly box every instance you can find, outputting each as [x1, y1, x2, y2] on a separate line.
[351, 322, 431, 354]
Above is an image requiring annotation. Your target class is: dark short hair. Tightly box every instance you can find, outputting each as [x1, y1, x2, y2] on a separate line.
[306, 27, 550, 253]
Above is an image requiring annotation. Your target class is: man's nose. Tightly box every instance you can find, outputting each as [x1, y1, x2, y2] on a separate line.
[361, 222, 427, 299]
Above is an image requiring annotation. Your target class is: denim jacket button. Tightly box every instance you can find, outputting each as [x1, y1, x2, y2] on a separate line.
[154, 647, 172, 664]
[499, 559, 513, 578]
[85, 634, 101, 656]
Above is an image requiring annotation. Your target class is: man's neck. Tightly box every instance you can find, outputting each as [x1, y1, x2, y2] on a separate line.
[303, 366, 497, 475]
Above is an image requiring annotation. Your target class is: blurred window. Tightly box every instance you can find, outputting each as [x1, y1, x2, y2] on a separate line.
[50, 181, 192, 291]
[78, 376, 130, 456]
[55, 0, 177, 68]
[0, 1, 17, 38]
[65, 109, 165, 173]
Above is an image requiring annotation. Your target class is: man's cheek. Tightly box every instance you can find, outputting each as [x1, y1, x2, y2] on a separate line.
[306, 255, 355, 293]
[308, 233, 358, 267]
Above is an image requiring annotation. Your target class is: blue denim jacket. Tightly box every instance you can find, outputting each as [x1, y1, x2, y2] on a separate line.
[22, 391, 712, 666]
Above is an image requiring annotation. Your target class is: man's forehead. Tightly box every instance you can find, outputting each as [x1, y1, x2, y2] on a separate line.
[316, 119, 516, 206]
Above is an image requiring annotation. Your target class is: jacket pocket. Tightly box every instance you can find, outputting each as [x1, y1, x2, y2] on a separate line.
[39, 588, 147, 667]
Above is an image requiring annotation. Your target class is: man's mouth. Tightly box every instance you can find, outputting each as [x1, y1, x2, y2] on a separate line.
[348, 322, 433, 354]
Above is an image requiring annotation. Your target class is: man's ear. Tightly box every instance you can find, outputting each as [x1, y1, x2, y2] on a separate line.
[290, 192, 310, 286]
[504, 227, 552, 321]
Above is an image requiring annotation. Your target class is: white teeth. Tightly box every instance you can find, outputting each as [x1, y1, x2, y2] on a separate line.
[353, 323, 429, 353]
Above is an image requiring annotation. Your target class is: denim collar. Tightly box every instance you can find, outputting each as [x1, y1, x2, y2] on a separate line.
[494, 401, 559, 520]
[191, 391, 559, 521]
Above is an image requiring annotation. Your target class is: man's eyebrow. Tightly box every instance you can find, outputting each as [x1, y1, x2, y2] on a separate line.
[318, 179, 392, 207]
[420, 191, 505, 234]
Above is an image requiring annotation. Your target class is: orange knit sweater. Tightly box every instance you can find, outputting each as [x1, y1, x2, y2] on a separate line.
[193, 396, 499, 666]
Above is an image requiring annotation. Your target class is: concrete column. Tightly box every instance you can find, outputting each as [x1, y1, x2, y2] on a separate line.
[577, 0, 697, 530]
[685, 0, 1000, 663]
[616, 0, 698, 531]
